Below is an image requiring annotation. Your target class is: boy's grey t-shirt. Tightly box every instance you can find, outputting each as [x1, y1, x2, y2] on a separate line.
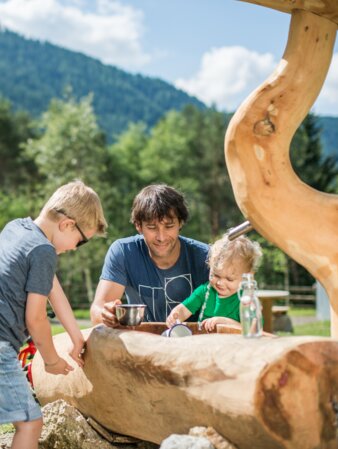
[0, 217, 57, 352]
[100, 235, 209, 322]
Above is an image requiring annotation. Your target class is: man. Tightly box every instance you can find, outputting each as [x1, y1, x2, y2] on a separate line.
[90, 184, 209, 326]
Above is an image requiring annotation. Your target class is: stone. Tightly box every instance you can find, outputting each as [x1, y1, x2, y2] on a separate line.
[0, 434, 12, 449]
[189, 427, 237, 449]
[0, 400, 159, 449]
[160, 434, 214, 449]
[39, 400, 115, 449]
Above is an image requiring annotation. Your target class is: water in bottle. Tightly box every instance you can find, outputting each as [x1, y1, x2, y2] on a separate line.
[239, 273, 263, 337]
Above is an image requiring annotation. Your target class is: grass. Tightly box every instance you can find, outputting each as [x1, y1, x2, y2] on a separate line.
[0, 423, 14, 434]
[51, 323, 89, 335]
[276, 306, 330, 337]
[292, 321, 330, 336]
[73, 309, 90, 320]
[288, 306, 316, 317]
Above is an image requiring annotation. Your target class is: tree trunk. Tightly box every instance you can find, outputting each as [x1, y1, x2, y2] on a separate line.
[84, 267, 94, 304]
[224, 9, 338, 335]
[32, 326, 338, 449]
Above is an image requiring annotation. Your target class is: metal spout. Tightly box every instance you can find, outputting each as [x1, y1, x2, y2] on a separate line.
[228, 221, 253, 241]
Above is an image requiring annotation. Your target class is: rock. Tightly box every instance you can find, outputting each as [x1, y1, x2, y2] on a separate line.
[1, 400, 159, 449]
[160, 434, 214, 449]
[273, 312, 294, 333]
[189, 427, 237, 449]
[0, 434, 12, 449]
[39, 400, 115, 449]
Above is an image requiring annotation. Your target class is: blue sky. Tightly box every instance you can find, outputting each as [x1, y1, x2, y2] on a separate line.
[0, 0, 337, 115]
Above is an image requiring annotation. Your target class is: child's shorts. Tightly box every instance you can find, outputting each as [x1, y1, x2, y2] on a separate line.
[0, 341, 42, 424]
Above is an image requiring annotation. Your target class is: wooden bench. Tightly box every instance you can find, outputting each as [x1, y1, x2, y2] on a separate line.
[272, 305, 293, 332]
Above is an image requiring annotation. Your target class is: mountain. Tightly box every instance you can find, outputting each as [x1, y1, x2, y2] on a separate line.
[0, 28, 337, 156]
[0, 28, 205, 140]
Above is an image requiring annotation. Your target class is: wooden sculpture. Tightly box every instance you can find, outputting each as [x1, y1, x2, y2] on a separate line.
[32, 325, 338, 449]
[225, 1, 338, 335]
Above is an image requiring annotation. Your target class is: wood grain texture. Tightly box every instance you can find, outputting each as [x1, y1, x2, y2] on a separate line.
[32, 327, 338, 449]
[239, 0, 338, 26]
[224, 9, 338, 335]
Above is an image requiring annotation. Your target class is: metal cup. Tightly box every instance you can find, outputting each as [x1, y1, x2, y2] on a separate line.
[161, 322, 192, 337]
[115, 304, 147, 326]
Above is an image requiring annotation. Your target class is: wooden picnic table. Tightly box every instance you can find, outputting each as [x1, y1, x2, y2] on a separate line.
[257, 289, 290, 333]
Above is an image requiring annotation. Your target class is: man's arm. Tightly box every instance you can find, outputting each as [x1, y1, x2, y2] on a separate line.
[90, 279, 126, 327]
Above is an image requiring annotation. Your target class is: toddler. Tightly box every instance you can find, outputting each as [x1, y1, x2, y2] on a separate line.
[166, 234, 262, 332]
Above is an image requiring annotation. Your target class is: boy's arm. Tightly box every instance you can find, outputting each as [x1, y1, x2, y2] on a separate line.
[90, 279, 125, 327]
[26, 292, 74, 375]
[166, 304, 192, 328]
[48, 276, 85, 366]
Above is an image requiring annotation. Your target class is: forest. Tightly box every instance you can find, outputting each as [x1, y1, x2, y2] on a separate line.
[0, 28, 205, 141]
[1, 93, 337, 308]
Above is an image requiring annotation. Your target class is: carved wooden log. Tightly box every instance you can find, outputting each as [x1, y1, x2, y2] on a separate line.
[240, 0, 338, 25]
[32, 326, 338, 449]
[225, 5, 338, 335]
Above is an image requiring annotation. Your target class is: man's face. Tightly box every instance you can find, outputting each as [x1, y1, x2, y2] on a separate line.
[136, 215, 181, 265]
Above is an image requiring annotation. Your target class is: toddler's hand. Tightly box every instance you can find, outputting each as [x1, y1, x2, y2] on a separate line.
[166, 311, 179, 328]
[44, 356, 74, 376]
[202, 317, 222, 333]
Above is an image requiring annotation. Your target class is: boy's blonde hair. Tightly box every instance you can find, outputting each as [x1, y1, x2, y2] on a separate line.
[41, 180, 107, 235]
[208, 234, 262, 273]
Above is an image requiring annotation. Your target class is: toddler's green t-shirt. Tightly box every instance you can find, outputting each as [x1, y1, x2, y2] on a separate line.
[182, 282, 240, 322]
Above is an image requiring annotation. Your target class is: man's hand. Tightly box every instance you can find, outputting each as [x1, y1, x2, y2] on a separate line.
[102, 299, 122, 327]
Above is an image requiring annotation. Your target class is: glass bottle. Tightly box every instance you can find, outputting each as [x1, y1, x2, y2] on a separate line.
[238, 273, 263, 338]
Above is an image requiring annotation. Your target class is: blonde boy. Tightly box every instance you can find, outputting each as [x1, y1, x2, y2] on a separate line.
[166, 235, 262, 332]
[0, 180, 107, 449]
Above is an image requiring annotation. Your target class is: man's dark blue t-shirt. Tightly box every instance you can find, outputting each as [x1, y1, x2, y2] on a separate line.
[100, 235, 209, 322]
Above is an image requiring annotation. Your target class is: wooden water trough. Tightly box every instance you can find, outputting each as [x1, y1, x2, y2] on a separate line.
[32, 325, 338, 449]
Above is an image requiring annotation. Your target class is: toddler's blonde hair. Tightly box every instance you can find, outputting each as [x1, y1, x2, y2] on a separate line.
[208, 234, 262, 273]
[41, 180, 107, 235]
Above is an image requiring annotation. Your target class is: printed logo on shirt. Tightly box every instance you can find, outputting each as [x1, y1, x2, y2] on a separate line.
[138, 274, 192, 321]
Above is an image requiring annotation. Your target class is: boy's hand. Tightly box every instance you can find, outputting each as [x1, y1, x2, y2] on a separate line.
[44, 357, 74, 375]
[69, 339, 86, 368]
[102, 299, 122, 328]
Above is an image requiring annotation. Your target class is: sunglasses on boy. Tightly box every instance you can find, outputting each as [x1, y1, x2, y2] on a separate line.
[55, 209, 89, 247]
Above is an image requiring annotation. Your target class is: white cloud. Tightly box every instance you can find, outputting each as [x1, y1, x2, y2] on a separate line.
[314, 53, 338, 116]
[175, 46, 276, 111]
[175, 46, 338, 116]
[0, 0, 150, 69]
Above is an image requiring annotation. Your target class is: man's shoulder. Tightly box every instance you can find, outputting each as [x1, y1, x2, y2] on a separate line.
[109, 234, 146, 257]
[112, 234, 144, 248]
[179, 236, 209, 253]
